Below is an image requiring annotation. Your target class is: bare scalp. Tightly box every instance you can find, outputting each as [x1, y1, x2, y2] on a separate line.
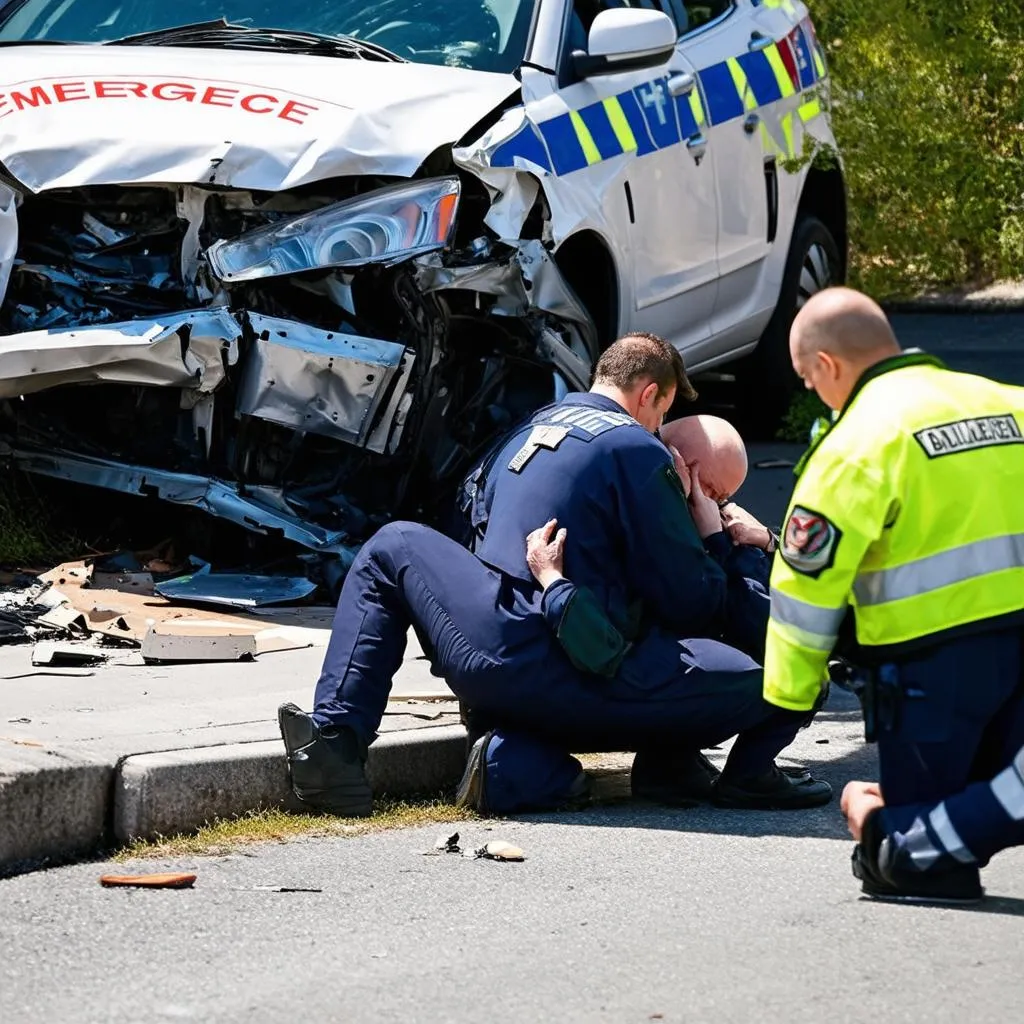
[791, 287, 900, 363]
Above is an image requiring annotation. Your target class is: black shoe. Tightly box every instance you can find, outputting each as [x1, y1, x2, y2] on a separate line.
[712, 764, 833, 809]
[455, 730, 492, 813]
[278, 703, 373, 817]
[852, 810, 984, 905]
[632, 750, 721, 807]
[455, 730, 591, 814]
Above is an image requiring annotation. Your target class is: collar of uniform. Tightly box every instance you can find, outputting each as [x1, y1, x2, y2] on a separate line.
[839, 349, 947, 417]
[792, 349, 946, 479]
[562, 392, 635, 417]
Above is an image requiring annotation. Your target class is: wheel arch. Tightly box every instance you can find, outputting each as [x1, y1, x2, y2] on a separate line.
[552, 229, 621, 356]
[796, 156, 848, 284]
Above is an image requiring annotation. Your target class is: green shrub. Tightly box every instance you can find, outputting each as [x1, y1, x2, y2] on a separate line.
[776, 388, 829, 444]
[811, 0, 1024, 297]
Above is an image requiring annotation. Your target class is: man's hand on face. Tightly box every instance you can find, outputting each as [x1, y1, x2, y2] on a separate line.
[720, 502, 773, 551]
[667, 444, 692, 498]
[526, 518, 567, 590]
[688, 464, 724, 540]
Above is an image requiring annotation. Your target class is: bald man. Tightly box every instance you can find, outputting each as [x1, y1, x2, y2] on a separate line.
[763, 285, 1024, 905]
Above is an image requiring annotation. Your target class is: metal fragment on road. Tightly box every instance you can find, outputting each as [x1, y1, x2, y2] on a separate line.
[154, 565, 317, 609]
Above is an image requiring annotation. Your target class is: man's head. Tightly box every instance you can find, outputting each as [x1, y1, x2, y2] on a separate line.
[659, 414, 748, 503]
[590, 332, 697, 432]
[790, 286, 901, 411]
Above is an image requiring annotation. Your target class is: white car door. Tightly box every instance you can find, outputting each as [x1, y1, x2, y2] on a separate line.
[510, 0, 720, 350]
[681, 1, 823, 338]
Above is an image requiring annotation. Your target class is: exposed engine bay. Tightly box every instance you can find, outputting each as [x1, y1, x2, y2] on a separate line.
[0, 166, 597, 573]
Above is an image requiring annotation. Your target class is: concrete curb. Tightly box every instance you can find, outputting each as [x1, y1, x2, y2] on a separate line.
[0, 746, 112, 868]
[0, 723, 468, 870]
[114, 724, 469, 843]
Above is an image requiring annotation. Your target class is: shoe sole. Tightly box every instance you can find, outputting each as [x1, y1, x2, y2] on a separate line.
[712, 789, 833, 810]
[860, 886, 985, 907]
[455, 732, 491, 813]
[293, 783, 373, 818]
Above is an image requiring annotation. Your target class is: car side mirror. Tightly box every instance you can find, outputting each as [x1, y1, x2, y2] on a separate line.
[572, 8, 677, 79]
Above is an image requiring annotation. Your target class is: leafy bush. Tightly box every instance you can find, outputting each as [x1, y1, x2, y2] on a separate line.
[811, 0, 1024, 297]
[776, 388, 829, 443]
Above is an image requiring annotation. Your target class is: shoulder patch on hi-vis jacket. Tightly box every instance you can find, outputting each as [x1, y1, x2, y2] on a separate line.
[913, 414, 1023, 459]
[781, 505, 841, 578]
[508, 424, 571, 473]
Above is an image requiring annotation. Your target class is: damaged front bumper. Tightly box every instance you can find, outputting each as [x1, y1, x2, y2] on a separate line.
[0, 170, 596, 574]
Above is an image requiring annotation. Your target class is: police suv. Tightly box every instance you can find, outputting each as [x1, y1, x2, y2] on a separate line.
[0, 0, 845, 558]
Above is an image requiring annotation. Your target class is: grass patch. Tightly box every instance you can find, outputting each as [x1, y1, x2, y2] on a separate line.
[113, 797, 480, 862]
[116, 763, 637, 862]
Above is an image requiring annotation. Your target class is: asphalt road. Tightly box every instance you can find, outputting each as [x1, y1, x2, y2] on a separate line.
[1, 312, 1022, 1023]
[889, 312, 1024, 385]
[2, 694, 1022, 1024]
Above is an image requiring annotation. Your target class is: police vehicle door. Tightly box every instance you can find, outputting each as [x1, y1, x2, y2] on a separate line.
[517, 0, 720, 350]
[677, 3, 780, 294]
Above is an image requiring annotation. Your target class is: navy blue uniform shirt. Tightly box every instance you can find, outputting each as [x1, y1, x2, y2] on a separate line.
[470, 392, 730, 639]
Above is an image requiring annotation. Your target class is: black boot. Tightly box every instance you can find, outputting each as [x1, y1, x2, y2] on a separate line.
[631, 749, 721, 807]
[852, 810, 984, 905]
[455, 729, 591, 815]
[712, 764, 832, 809]
[278, 703, 373, 817]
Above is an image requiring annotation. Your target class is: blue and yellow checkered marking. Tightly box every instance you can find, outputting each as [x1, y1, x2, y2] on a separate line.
[491, 26, 825, 177]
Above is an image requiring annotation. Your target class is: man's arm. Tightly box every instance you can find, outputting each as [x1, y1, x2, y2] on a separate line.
[615, 448, 730, 635]
[528, 521, 630, 677]
[763, 460, 892, 710]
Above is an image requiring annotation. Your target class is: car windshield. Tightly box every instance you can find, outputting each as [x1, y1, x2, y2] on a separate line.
[0, 0, 535, 73]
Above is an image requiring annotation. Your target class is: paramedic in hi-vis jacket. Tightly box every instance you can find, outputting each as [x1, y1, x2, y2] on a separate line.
[763, 285, 1024, 905]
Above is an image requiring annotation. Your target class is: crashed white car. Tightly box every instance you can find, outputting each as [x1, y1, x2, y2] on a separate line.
[0, 0, 845, 568]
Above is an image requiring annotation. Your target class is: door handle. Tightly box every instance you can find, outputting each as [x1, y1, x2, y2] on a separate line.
[744, 113, 760, 134]
[748, 32, 773, 52]
[687, 132, 707, 162]
[667, 71, 696, 97]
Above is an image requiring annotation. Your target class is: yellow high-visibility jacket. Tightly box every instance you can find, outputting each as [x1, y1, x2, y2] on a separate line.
[764, 352, 1024, 711]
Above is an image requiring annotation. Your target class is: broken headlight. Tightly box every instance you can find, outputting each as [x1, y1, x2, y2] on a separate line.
[207, 177, 461, 282]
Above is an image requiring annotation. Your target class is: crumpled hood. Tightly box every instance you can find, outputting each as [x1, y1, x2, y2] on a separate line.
[0, 45, 518, 192]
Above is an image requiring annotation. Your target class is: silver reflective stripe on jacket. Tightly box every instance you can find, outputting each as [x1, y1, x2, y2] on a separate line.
[853, 533, 1024, 607]
[769, 590, 845, 652]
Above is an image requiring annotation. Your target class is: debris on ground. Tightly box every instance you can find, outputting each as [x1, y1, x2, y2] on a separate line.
[421, 833, 525, 862]
[230, 886, 323, 893]
[99, 872, 197, 889]
[31, 641, 110, 666]
[0, 545, 337, 668]
[463, 840, 525, 862]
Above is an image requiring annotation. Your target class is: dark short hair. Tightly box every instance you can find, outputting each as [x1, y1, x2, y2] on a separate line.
[592, 331, 698, 402]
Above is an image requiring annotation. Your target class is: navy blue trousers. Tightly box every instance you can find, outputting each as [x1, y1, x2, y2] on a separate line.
[313, 522, 806, 775]
[877, 629, 1024, 868]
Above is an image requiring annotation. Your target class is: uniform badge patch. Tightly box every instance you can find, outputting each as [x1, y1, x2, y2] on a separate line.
[780, 505, 841, 578]
[507, 424, 571, 473]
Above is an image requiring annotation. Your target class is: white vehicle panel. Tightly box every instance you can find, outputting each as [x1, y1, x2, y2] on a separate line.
[0, 45, 519, 192]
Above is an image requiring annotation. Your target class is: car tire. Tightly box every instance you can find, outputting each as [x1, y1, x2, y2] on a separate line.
[733, 215, 842, 438]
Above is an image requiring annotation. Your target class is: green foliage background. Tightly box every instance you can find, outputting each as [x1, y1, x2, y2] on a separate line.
[812, 0, 1024, 297]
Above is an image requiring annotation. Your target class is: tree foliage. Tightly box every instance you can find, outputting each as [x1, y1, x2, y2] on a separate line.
[811, 0, 1024, 297]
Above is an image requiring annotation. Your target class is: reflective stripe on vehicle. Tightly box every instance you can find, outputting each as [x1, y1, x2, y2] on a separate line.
[769, 590, 844, 651]
[853, 533, 1024, 606]
[491, 22, 826, 176]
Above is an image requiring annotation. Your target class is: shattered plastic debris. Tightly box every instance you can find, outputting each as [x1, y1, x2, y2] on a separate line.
[463, 840, 525, 862]
[153, 564, 317, 609]
[31, 641, 110, 666]
[422, 831, 463, 855]
[421, 833, 525, 862]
